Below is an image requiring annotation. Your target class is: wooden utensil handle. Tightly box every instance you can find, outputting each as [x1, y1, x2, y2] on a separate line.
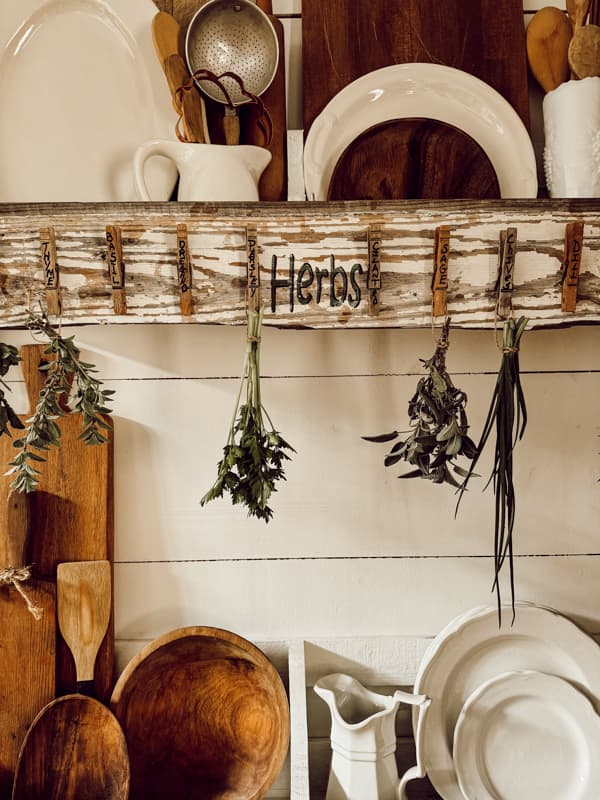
[223, 111, 240, 145]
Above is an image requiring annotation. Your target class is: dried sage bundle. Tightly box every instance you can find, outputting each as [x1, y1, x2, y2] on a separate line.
[456, 316, 529, 625]
[201, 307, 294, 522]
[363, 319, 477, 487]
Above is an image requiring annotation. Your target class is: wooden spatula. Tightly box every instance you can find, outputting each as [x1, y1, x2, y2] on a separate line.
[57, 560, 111, 695]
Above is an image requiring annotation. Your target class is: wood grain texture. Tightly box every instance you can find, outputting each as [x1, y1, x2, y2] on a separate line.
[111, 626, 290, 800]
[0, 344, 115, 701]
[12, 695, 130, 800]
[57, 561, 112, 687]
[328, 120, 500, 200]
[302, 0, 530, 200]
[0, 491, 55, 798]
[302, 0, 530, 135]
[0, 201, 598, 329]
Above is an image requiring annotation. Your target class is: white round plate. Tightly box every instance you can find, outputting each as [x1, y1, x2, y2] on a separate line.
[453, 670, 600, 800]
[0, 0, 177, 201]
[413, 603, 600, 800]
[303, 62, 537, 201]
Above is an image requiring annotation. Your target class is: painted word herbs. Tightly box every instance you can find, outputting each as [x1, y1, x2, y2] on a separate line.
[270, 255, 365, 312]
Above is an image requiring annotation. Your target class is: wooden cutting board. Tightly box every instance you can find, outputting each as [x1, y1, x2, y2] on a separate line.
[241, 0, 287, 200]
[303, 0, 530, 200]
[0, 344, 114, 702]
[0, 491, 55, 799]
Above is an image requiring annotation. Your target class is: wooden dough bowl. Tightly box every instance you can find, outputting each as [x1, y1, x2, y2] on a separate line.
[110, 627, 290, 800]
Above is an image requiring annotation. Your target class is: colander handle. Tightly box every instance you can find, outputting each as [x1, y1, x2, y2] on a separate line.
[134, 140, 174, 201]
[223, 110, 240, 146]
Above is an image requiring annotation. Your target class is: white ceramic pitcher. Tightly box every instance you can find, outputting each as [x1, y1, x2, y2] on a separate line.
[134, 139, 271, 201]
[314, 673, 430, 800]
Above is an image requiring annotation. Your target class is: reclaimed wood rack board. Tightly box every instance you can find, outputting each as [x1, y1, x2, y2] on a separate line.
[0, 200, 598, 329]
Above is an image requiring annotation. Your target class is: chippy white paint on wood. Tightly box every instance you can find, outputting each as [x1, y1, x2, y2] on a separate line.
[0, 201, 598, 329]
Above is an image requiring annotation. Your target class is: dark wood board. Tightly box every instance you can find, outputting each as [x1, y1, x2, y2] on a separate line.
[0, 344, 114, 703]
[303, 0, 530, 200]
[328, 119, 500, 200]
[241, 0, 288, 201]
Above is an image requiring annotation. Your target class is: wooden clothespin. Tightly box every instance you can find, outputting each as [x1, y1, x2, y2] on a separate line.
[105, 225, 127, 315]
[432, 226, 451, 318]
[39, 227, 61, 316]
[176, 224, 193, 316]
[561, 221, 584, 313]
[367, 225, 382, 315]
[246, 226, 260, 312]
[495, 227, 518, 320]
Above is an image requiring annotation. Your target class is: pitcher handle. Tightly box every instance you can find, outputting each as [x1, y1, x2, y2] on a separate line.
[134, 140, 174, 201]
[397, 696, 431, 800]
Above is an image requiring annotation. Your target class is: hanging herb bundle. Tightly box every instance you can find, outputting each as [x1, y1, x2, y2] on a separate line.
[363, 319, 477, 487]
[456, 315, 529, 625]
[7, 311, 115, 493]
[201, 307, 294, 522]
[0, 344, 25, 438]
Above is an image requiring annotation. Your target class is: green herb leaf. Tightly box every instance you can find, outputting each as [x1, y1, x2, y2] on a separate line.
[7, 310, 114, 493]
[456, 316, 529, 626]
[364, 318, 476, 487]
[201, 308, 294, 522]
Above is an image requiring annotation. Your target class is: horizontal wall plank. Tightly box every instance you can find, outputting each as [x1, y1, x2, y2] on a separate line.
[63, 372, 598, 561]
[1, 324, 599, 380]
[113, 556, 600, 644]
[0, 201, 598, 329]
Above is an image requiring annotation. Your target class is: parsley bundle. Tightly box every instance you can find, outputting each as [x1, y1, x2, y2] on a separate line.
[7, 312, 114, 493]
[363, 319, 477, 487]
[456, 316, 528, 625]
[201, 307, 294, 522]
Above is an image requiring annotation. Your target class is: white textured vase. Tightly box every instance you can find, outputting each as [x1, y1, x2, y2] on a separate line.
[314, 673, 430, 800]
[543, 77, 600, 198]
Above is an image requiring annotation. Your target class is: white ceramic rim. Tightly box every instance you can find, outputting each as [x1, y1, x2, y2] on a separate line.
[412, 603, 600, 800]
[453, 669, 600, 800]
[303, 62, 538, 200]
[0, 0, 177, 201]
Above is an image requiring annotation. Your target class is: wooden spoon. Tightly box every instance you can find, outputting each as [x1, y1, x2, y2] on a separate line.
[567, 0, 592, 28]
[12, 561, 129, 800]
[568, 23, 600, 77]
[151, 10, 182, 64]
[526, 6, 573, 92]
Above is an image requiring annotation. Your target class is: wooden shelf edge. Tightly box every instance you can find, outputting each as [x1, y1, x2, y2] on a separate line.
[0, 200, 597, 330]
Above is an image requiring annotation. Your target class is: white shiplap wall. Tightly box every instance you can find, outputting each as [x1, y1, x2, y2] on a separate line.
[3, 0, 599, 797]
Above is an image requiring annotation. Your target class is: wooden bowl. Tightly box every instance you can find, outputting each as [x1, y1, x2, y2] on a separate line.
[110, 626, 289, 800]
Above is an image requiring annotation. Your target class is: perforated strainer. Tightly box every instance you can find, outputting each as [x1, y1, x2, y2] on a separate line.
[185, 0, 279, 144]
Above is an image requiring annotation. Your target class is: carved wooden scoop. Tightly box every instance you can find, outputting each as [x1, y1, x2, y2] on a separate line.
[12, 561, 129, 800]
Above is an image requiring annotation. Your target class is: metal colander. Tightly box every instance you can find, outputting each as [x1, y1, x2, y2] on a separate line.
[185, 0, 279, 107]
